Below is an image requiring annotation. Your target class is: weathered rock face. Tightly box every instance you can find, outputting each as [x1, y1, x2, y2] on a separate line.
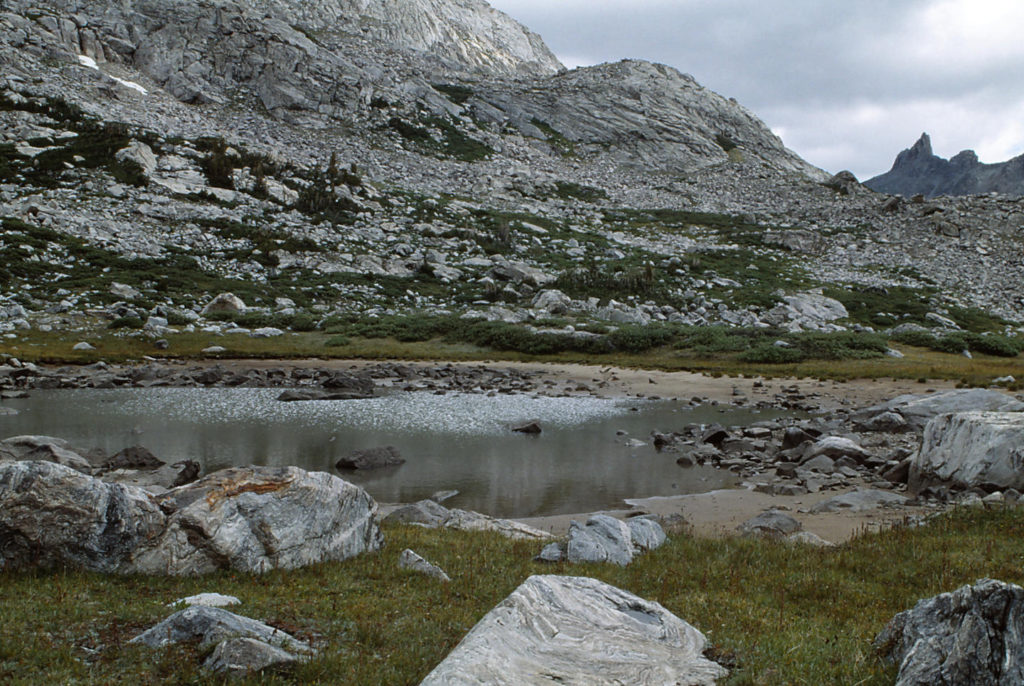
[421, 575, 728, 685]
[866, 132, 1024, 198]
[911, 412, 1024, 492]
[876, 578, 1024, 685]
[132, 466, 383, 575]
[0, 461, 165, 572]
[478, 59, 824, 176]
[238, 0, 563, 76]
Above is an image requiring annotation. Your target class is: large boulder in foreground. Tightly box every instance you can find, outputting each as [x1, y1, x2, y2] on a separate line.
[421, 575, 727, 685]
[132, 466, 382, 575]
[854, 389, 1024, 432]
[0, 461, 165, 572]
[911, 412, 1024, 492]
[0, 462, 382, 575]
[876, 578, 1024, 685]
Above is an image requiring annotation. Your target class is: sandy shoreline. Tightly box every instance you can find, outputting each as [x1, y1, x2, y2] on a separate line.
[184, 357, 958, 542]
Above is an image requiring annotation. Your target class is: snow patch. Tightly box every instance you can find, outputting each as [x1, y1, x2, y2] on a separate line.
[77, 55, 148, 94]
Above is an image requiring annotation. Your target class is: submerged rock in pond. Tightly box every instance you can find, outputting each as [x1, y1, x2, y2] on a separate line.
[336, 446, 405, 470]
[100, 445, 164, 472]
[512, 421, 542, 434]
[277, 388, 373, 401]
[421, 575, 728, 685]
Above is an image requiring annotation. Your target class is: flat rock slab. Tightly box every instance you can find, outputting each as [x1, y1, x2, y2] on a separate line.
[912, 412, 1024, 492]
[876, 578, 1024, 685]
[737, 509, 803, 538]
[809, 488, 908, 514]
[420, 575, 728, 685]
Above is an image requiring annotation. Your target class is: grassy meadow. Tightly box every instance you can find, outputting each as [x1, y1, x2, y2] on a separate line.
[3, 507, 1024, 685]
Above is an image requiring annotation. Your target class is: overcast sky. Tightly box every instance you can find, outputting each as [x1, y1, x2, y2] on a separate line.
[488, 0, 1024, 180]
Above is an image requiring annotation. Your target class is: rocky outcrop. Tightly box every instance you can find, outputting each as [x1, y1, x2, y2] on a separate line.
[866, 133, 1024, 198]
[910, 412, 1024, 492]
[132, 466, 382, 575]
[421, 575, 728, 685]
[876, 578, 1024, 685]
[477, 59, 825, 176]
[0, 462, 382, 574]
[237, 0, 563, 77]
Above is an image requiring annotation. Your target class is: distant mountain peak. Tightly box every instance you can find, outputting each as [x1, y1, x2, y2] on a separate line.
[866, 134, 1024, 198]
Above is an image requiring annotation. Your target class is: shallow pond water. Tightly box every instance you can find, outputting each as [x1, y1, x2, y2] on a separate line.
[0, 389, 795, 517]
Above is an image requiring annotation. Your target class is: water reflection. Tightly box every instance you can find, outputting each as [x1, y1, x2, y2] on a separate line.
[0, 389, 791, 517]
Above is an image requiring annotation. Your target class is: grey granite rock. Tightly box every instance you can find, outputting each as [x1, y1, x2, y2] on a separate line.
[131, 466, 382, 575]
[911, 412, 1024, 492]
[566, 514, 634, 566]
[0, 461, 165, 572]
[131, 605, 310, 653]
[876, 578, 1024, 685]
[737, 509, 802, 538]
[204, 636, 302, 675]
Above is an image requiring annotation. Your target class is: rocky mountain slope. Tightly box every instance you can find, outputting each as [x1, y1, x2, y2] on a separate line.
[0, 0, 1022, 351]
[866, 133, 1024, 198]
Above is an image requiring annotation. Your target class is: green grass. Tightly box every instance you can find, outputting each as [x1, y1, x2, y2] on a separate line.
[387, 115, 492, 162]
[3, 508, 1023, 684]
